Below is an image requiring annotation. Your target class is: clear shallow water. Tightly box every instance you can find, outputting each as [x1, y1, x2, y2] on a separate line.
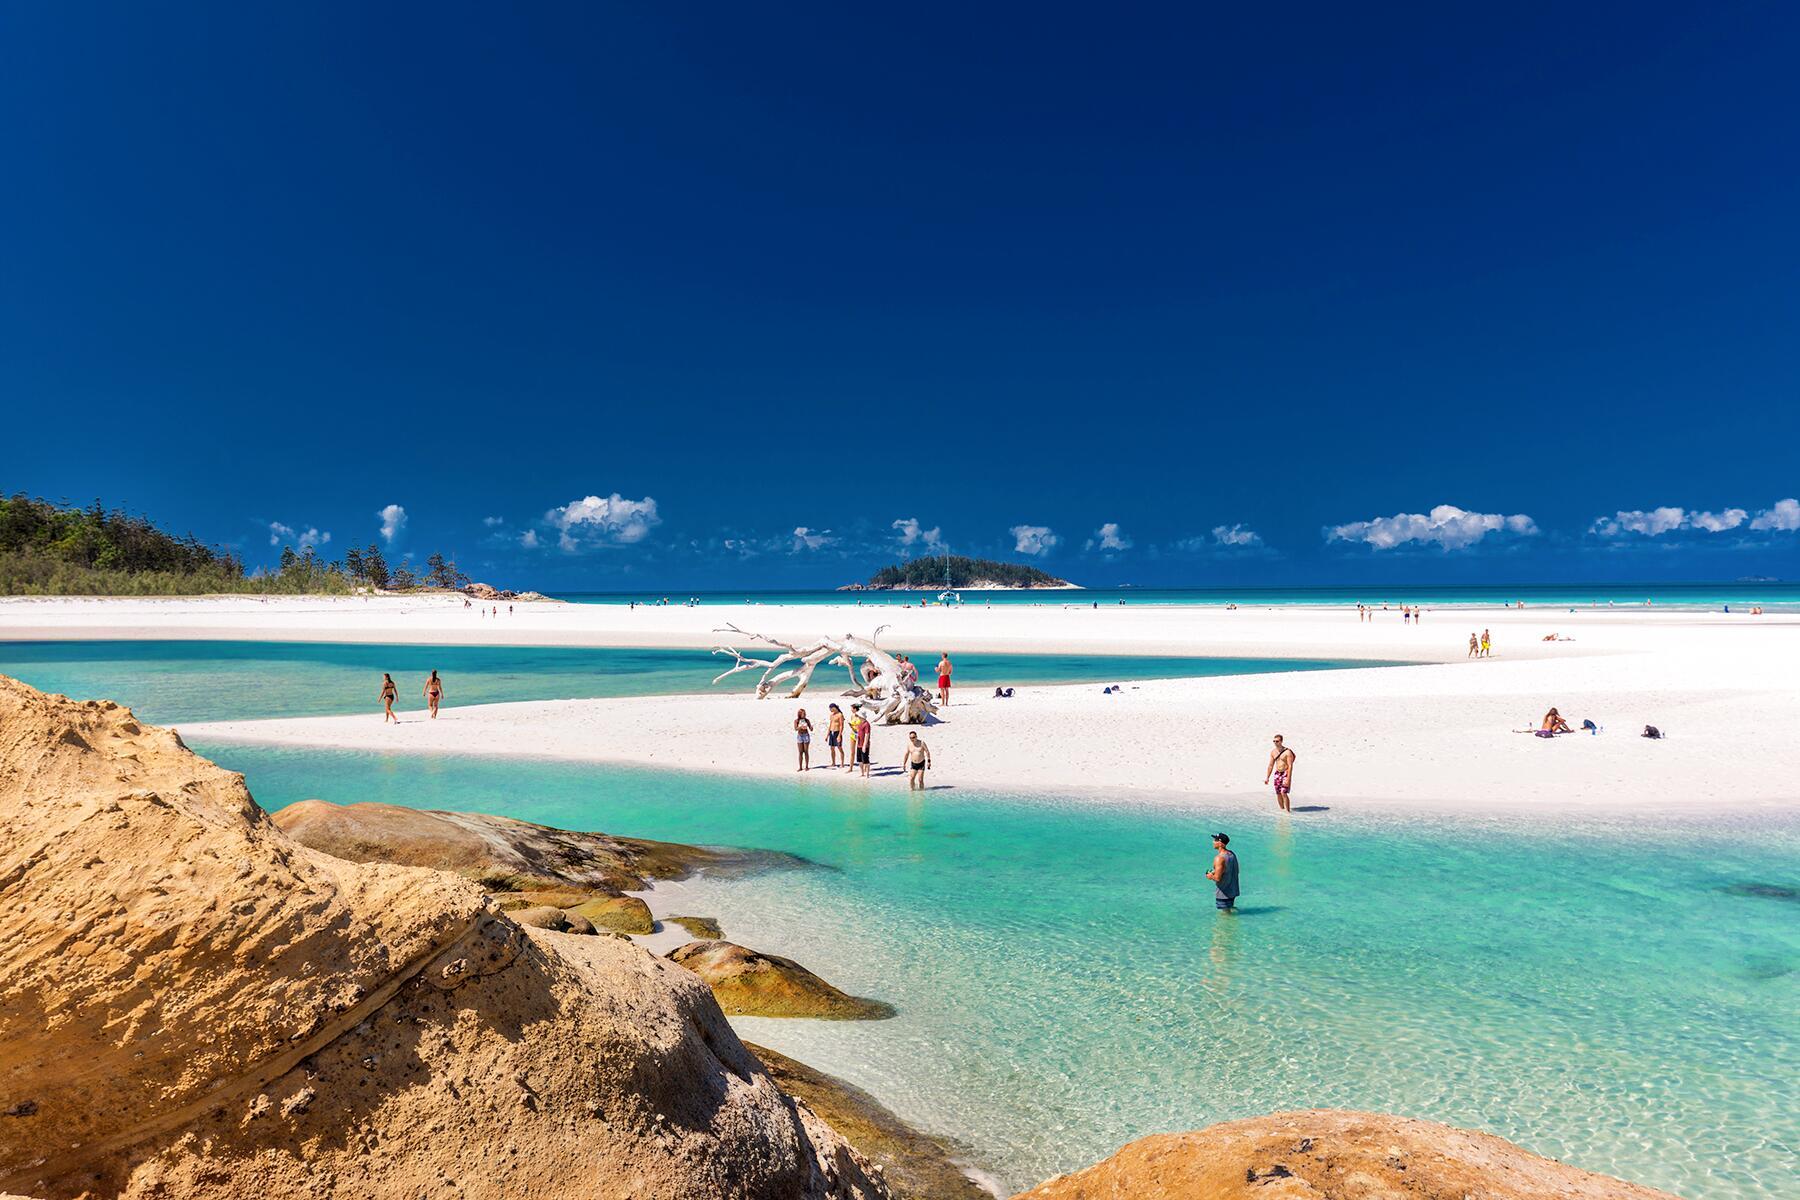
[559, 581, 1800, 611]
[0, 640, 1385, 725]
[201, 743, 1799, 1200]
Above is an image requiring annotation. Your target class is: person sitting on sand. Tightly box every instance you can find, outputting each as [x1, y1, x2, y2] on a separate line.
[424, 669, 443, 719]
[904, 730, 932, 790]
[1205, 832, 1240, 913]
[380, 673, 399, 723]
[1541, 707, 1572, 734]
[794, 709, 813, 771]
[852, 712, 873, 778]
[826, 703, 846, 768]
[1264, 735, 1295, 812]
[936, 653, 953, 706]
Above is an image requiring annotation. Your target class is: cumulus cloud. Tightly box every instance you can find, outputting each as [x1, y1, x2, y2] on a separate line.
[268, 521, 330, 551]
[544, 493, 661, 551]
[1211, 523, 1263, 547]
[377, 504, 408, 544]
[790, 526, 836, 552]
[1010, 525, 1059, 556]
[1689, 508, 1749, 533]
[1085, 522, 1132, 553]
[1328, 505, 1537, 551]
[1750, 498, 1800, 532]
[519, 529, 539, 549]
[482, 516, 505, 527]
[892, 517, 945, 551]
[1592, 505, 1754, 537]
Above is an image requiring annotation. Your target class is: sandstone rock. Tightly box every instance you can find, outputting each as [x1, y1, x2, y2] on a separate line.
[507, 905, 570, 931]
[1010, 1109, 1681, 1200]
[0, 675, 890, 1200]
[561, 910, 597, 935]
[668, 941, 895, 1020]
[571, 894, 655, 934]
[670, 915, 725, 940]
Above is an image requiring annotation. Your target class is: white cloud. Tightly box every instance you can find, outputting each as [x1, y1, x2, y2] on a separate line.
[892, 517, 945, 551]
[790, 526, 836, 552]
[1086, 522, 1132, 552]
[544, 493, 661, 551]
[1211, 523, 1263, 547]
[519, 529, 539, 549]
[1010, 525, 1059, 556]
[1592, 505, 1754, 536]
[1689, 508, 1748, 533]
[1750, 498, 1800, 532]
[483, 516, 505, 527]
[268, 521, 330, 550]
[378, 504, 408, 544]
[1328, 505, 1537, 551]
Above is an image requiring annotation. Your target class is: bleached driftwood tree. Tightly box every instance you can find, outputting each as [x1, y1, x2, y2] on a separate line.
[711, 623, 937, 724]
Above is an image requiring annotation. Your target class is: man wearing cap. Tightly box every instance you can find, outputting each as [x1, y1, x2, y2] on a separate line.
[1204, 833, 1240, 913]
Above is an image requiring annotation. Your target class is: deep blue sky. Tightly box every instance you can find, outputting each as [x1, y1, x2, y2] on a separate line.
[4, 3, 1799, 589]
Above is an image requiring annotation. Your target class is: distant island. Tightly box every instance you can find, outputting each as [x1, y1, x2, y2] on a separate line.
[843, 555, 1078, 591]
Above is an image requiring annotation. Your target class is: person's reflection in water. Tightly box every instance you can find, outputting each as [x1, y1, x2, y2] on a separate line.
[1206, 899, 1239, 991]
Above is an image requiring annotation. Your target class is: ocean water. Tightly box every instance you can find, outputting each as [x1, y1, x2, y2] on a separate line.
[559, 581, 1800, 611]
[200, 743, 1798, 1200]
[0, 640, 1386, 726]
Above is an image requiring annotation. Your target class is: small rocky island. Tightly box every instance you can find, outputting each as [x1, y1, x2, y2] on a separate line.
[842, 556, 1076, 591]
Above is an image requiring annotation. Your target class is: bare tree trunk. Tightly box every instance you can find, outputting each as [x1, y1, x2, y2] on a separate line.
[711, 624, 937, 724]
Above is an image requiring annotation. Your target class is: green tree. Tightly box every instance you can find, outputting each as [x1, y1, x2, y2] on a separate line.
[343, 545, 364, 581]
[391, 562, 417, 590]
[363, 543, 390, 589]
[279, 545, 298, 572]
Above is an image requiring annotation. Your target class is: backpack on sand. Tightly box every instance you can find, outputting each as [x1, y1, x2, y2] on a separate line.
[1642, 725, 1664, 739]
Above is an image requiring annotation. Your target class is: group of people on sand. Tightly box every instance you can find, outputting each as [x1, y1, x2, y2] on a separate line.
[1355, 604, 1425, 622]
[379, 670, 444, 723]
[874, 652, 954, 706]
[794, 705, 933, 788]
[1467, 629, 1493, 657]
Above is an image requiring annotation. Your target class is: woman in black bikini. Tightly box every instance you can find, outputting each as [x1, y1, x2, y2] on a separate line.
[380, 673, 398, 723]
[424, 669, 443, 719]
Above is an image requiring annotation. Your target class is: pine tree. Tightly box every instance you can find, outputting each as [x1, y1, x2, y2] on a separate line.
[343, 546, 364, 581]
[425, 552, 452, 589]
[279, 545, 298, 572]
[363, 543, 390, 589]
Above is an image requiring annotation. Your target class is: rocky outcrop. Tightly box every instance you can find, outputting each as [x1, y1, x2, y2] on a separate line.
[668, 941, 896, 1020]
[272, 800, 766, 937]
[1011, 1109, 1681, 1200]
[669, 915, 725, 940]
[0, 675, 889, 1200]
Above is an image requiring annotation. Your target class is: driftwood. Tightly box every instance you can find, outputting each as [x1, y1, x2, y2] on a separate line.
[711, 624, 937, 724]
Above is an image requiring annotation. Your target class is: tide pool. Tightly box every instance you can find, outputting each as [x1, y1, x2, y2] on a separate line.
[200, 742, 1798, 1200]
[0, 640, 1385, 725]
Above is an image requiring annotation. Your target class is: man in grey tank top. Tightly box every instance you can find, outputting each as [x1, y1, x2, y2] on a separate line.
[1205, 832, 1240, 912]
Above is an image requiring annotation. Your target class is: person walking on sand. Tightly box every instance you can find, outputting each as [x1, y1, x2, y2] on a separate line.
[904, 730, 932, 790]
[1264, 734, 1295, 812]
[852, 712, 873, 778]
[936, 653, 953, 706]
[1480, 628, 1492, 658]
[424, 669, 443, 718]
[826, 703, 846, 768]
[380, 673, 399, 724]
[1205, 832, 1240, 913]
[794, 709, 813, 771]
[1468, 632, 1480, 658]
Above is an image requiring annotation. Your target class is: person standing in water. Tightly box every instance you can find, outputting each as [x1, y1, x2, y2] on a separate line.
[936, 652, 953, 707]
[826, 703, 846, 768]
[904, 730, 932, 790]
[1264, 734, 1295, 812]
[1205, 832, 1240, 913]
[380, 673, 399, 724]
[794, 709, 813, 771]
[424, 669, 443, 719]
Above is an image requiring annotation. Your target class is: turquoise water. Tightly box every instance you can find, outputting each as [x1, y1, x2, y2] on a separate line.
[0, 640, 1386, 726]
[559, 581, 1800, 611]
[201, 742, 1799, 1200]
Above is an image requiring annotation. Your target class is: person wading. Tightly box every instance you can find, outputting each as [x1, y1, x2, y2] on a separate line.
[1205, 833, 1240, 913]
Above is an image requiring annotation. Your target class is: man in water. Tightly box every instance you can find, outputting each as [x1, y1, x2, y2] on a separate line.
[904, 729, 932, 790]
[1264, 734, 1295, 812]
[1205, 833, 1240, 913]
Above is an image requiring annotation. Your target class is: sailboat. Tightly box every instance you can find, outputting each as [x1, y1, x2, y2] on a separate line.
[936, 548, 962, 607]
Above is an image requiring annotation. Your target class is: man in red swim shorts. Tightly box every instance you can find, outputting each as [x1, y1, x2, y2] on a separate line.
[936, 652, 953, 707]
[1264, 734, 1295, 812]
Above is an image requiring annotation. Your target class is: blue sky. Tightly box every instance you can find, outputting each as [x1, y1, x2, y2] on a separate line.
[4, 3, 1799, 589]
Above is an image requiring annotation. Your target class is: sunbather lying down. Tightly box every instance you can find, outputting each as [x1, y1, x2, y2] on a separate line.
[1541, 633, 1575, 642]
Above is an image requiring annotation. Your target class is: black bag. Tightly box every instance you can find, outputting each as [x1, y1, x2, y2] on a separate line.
[1642, 725, 1663, 739]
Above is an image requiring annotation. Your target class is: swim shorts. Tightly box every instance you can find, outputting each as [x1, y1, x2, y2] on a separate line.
[1216, 896, 1236, 911]
[827, 731, 841, 747]
[856, 748, 870, 764]
[1272, 771, 1289, 793]
[938, 675, 951, 689]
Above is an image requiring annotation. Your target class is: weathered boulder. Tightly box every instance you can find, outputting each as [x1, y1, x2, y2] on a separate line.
[570, 893, 655, 934]
[670, 915, 725, 940]
[0, 675, 889, 1200]
[1011, 1109, 1681, 1200]
[668, 941, 895, 1020]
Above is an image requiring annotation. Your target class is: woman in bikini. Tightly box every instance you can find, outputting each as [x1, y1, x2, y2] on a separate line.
[424, 669, 443, 719]
[380, 673, 399, 723]
[794, 709, 813, 771]
[826, 703, 846, 768]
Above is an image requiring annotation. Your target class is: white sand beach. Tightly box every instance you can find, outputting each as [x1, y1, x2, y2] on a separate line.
[8, 594, 1790, 818]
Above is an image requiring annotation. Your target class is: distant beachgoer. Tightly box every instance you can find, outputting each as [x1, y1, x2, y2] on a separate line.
[1402, 607, 1411, 625]
[1205, 833, 1240, 913]
[794, 709, 813, 771]
[1541, 707, 1572, 734]
[904, 730, 932, 790]
[899, 654, 919, 689]
[380, 673, 398, 723]
[937, 653, 953, 706]
[424, 669, 443, 719]
[1264, 734, 1295, 812]
[1480, 629, 1492, 658]
[853, 713, 873, 777]
[827, 703, 846, 768]
[1468, 632, 1480, 658]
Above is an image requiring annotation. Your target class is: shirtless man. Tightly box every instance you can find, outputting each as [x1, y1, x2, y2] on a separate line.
[1264, 734, 1295, 812]
[936, 653, 953, 706]
[904, 730, 932, 790]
